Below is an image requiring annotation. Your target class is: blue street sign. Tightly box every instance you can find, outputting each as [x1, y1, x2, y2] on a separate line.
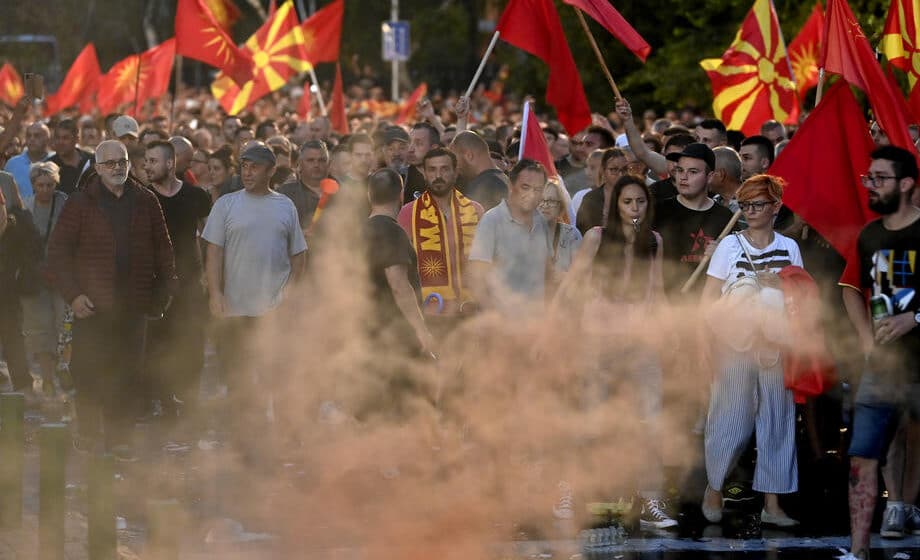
[382, 21, 410, 62]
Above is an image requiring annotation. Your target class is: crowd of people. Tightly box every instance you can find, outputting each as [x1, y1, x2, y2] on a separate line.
[0, 71, 917, 560]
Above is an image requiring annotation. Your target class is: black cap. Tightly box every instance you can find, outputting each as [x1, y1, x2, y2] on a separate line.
[240, 142, 277, 166]
[665, 142, 715, 171]
[383, 125, 410, 144]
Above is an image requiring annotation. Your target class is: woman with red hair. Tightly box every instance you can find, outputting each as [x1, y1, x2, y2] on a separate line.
[700, 174, 803, 527]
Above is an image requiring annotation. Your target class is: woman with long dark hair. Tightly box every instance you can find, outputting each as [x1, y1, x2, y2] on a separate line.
[554, 174, 675, 530]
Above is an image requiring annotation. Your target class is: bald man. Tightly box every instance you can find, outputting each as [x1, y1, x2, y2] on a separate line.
[5, 122, 53, 198]
[169, 136, 196, 183]
[451, 130, 508, 211]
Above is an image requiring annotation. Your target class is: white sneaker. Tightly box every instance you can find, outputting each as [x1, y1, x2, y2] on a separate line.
[553, 481, 574, 520]
[640, 497, 678, 530]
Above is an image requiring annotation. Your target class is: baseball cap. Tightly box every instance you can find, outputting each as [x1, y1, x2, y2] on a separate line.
[112, 115, 139, 139]
[240, 142, 277, 166]
[665, 142, 715, 171]
[383, 125, 409, 145]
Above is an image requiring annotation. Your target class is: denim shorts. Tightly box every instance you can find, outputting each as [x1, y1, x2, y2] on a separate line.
[848, 403, 901, 462]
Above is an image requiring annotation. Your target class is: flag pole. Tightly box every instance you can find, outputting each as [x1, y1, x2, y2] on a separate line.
[680, 209, 743, 294]
[572, 7, 622, 100]
[132, 55, 143, 117]
[308, 67, 327, 117]
[465, 30, 500, 99]
[169, 55, 182, 134]
[814, 67, 826, 107]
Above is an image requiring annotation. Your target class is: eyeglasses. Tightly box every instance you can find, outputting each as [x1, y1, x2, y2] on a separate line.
[539, 199, 562, 208]
[97, 159, 129, 170]
[738, 200, 774, 213]
[860, 174, 900, 188]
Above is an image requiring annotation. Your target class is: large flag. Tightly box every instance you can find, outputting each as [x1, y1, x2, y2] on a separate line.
[0, 64, 24, 107]
[45, 44, 102, 115]
[700, 0, 799, 135]
[176, 0, 254, 86]
[497, 0, 591, 136]
[881, 0, 920, 122]
[561, 0, 651, 62]
[210, 1, 311, 115]
[97, 39, 176, 115]
[821, 0, 915, 149]
[519, 101, 558, 177]
[395, 83, 427, 125]
[301, 0, 344, 65]
[328, 62, 348, 134]
[787, 2, 824, 97]
[203, 0, 241, 30]
[771, 81, 875, 258]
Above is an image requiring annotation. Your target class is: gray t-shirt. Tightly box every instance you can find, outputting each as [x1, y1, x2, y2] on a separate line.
[469, 200, 551, 315]
[202, 190, 308, 317]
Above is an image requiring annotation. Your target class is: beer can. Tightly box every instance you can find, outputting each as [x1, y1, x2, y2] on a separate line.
[870, 294, 893, 323]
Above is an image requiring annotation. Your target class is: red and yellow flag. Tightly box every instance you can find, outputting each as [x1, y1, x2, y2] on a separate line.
[395, 83, 427, 125]
[788, 2, 824, 97]
[328, 62, 348, 134]
[0, 63, 24, 107]
[45, 44, 102, 115]
[210, 0, 310, 114]
[203, 0, 241, 30]
[97, 39, 175, 115]
[176, 0, 253, 86]
[700, 0, 798, 134]
[302, 0, 344, 65]
[882, 0, 920, 121]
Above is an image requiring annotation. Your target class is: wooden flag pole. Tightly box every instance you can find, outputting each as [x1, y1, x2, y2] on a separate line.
[465, 31, 501, 99]
[132, 54, 143, 116]
[308, 67, 328, 117]
[680, 209, 743, 294]
[573, 7, 622, 100]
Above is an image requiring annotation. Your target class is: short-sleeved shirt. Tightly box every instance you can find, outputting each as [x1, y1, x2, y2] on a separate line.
[153, 182, 211, 286]
[850, 217, 920, 404]
[550, 221, 582, 275]
[364, 215, 421, 339]
[202, 190, 307, 317]
[654, 196, 734, 294]
[707, 232, 803, 292]
[277, 179, 320, 230]
[469, 200, 551, 315]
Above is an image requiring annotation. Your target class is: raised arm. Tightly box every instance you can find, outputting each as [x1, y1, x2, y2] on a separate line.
[614, 98, 668, 178]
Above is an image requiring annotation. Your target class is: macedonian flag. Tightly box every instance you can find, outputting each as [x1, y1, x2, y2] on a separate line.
[210, 0, 310, 115]
[787, 2, 824, 97]
[97, 39, 176, 115]
[700, 0, 798, 134]
[0, 63, 24, 107]
[882, 0, 920, 121]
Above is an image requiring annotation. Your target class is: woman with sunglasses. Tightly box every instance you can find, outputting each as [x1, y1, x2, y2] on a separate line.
[700, 174, 803, 527]
[539, 178, 581, 293]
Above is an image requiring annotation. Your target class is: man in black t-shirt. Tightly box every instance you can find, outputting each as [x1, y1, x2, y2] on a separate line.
[654, 142, 733, 294]
[49, 119, 92, 195]
[452, 131, 509, 211]
[364, 168, 433, 357]
[841, 146, 920, 557]
[143, 140, 212, 435]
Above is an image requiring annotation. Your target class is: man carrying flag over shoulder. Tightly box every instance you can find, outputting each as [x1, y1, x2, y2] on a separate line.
[397, 148, 483, 333]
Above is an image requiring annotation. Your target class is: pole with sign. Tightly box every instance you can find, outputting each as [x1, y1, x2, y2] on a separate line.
[382, 0, 409, 102]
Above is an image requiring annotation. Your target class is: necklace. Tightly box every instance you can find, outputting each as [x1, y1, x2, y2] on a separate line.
[742, 229, 773, 250]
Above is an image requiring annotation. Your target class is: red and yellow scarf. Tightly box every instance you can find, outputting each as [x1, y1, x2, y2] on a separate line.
[410, 190, 479, 303]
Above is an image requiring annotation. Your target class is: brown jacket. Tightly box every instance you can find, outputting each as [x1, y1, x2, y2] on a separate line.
[46, 176, 177, 313]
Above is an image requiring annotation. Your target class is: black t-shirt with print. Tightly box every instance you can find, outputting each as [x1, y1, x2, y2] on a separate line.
[858, 216, 920, 375]
[653, 196, 733, 294]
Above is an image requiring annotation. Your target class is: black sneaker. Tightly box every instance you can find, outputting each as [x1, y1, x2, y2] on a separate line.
[722, 481, 756, 504]
[640, 497, 678, 530]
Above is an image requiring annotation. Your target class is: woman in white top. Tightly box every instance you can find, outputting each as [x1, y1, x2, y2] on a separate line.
[700, 174, 803, 527]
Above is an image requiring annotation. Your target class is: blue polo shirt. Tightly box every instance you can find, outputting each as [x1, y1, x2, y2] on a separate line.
[4, 149, 54, 200]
